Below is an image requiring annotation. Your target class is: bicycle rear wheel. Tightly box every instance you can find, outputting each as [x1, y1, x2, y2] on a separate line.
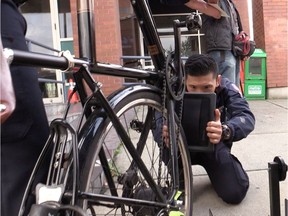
[79, 89, 193, 215]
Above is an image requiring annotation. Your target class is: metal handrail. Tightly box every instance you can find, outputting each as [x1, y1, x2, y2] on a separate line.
[26, 38, 61, 53]
[121, 55, 189, 60]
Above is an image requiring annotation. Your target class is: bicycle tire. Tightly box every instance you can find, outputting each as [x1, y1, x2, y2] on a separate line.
[78, 88, 193, 215]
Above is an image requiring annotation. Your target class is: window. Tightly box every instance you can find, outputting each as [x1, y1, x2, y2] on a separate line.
[57, 0, 75, 99]
[119, 2, 205, 71]
[21, 0, 74, 103]
[154, 13, 204, 57]
[58, 0, 74, 55]
[21, 0, 63, 103]
[119, 0, 142, 83]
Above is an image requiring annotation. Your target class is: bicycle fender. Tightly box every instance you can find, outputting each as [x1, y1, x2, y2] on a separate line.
[77, 84, 161, 167]
[107, 84, 161, 108]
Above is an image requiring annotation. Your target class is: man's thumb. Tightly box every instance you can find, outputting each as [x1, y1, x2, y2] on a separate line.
[215, 109, 221, 121]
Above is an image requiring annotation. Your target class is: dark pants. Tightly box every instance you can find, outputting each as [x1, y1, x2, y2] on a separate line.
[1, 1, 50, 215]
[190, 142, 249, 204]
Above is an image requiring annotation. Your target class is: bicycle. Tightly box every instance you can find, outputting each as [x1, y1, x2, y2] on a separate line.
[4, 0, 202, 215]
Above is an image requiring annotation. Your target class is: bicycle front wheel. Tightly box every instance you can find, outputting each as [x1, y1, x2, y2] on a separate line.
[79, 89, 193, 215]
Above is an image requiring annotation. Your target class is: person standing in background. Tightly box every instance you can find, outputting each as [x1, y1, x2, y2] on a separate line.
[161, 0, 242, 86]
[1, 0, 50, 215]
[201, 0, 242, 86]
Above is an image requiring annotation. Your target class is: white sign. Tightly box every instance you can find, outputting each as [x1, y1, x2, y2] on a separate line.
[248, 85, 262, 95]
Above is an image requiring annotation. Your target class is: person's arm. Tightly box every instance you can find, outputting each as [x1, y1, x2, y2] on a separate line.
[185, 0, 221, 19]
[224, 84, 255, 142]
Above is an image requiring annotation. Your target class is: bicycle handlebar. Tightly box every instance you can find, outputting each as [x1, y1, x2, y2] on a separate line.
[3, 48, 160, 81]
[3, 48, 89, 71]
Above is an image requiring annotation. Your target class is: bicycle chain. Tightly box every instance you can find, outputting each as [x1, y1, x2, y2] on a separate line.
[158, 55, 184, 188]
[173, 63, 184, 155]
[120, 56, 184, 215]
[158, 69, 166, 186]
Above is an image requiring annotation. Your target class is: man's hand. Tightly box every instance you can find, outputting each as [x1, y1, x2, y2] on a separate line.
[163, 108, 222, 146]
[185, 0, 221, 19]
[242, 56, 250, 61]
[206, 109, 222, 144]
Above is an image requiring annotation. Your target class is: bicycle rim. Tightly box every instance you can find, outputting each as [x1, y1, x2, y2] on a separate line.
[79, 91, 193, 215]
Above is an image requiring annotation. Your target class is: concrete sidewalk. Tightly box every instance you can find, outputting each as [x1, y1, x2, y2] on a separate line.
[192, 99, 288, 216]
[51, 98, 288, 215]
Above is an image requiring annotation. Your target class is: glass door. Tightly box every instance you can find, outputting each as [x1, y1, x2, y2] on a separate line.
[21, 0, 64, 103]
[56, 0, 75, 100]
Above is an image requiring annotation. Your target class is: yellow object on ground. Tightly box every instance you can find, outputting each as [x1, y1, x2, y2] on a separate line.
[169, 211, 184, 216]
[169, 191, 184, 216]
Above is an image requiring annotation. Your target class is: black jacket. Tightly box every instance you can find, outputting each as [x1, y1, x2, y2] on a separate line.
[1, 0, 49, 144]
[1, 2, 50, 216]
[153, 78, 255, 148]
[202, 0, 234, 52]
[215, 78, 255, 147]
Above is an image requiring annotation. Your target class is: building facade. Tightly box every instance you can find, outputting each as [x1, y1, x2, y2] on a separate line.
[21, 0, 287, 112]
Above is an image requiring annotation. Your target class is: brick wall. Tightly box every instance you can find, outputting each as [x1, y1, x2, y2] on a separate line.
[237, 0, 287, 90]
[234, 0, 250, 36]
[71, 0, 123, 96]
[70, 1, 78, 56]
[70, 0, 288, 94]
[252, 0, 265, 49]
[262, 0, 288, 88]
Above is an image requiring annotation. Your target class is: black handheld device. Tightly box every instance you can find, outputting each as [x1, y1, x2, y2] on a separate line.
[181, 92, 216, 152]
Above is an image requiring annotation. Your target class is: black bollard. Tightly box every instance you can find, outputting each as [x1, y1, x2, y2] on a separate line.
[268, 156, 288, 216]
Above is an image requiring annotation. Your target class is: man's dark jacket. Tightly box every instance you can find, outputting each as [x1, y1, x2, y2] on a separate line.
[153, 78, 255, 148]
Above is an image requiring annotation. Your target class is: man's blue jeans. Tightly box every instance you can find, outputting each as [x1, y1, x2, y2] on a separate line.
[208, 50, 240, 86]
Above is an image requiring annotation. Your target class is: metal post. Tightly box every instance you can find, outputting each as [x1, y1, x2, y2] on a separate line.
[285, 199, 288, 216]
[77, 0, 96, 63]
[268, 162, 281, 216]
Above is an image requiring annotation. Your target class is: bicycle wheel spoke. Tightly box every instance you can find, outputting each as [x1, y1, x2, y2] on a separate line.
[78, 93, 192, 215]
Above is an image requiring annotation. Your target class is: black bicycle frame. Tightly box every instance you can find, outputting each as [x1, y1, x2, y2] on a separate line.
[75, 0, 182, 197]
[8, 0, 186, 212]
[74, 0, 182, 204]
